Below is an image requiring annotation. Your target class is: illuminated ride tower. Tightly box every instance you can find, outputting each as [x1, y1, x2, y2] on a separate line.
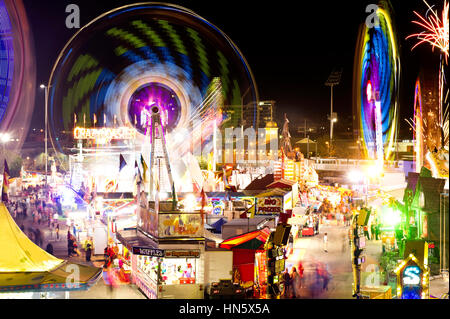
[142, 104, 175, 200]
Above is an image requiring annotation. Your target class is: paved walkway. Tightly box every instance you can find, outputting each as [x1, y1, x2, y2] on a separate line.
[11, 213, 145, 299]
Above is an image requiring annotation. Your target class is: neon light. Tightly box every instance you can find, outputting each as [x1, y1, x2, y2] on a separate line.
[73, 127, 137, 140]
[374, 100, 384, 170]
[354, 4, 400, 161]
[403, 266, 421, 285]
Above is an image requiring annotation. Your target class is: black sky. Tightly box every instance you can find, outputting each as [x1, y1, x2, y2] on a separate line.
[23, 0, 441, 139]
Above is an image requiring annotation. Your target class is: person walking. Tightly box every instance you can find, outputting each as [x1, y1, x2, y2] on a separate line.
[72, 236, 80, 256]
[290, 267, 299, 298]
[323, 232, 328, 252]
[46, 243, 54, 255]
[298, 262, 305, 288]
[322, 267, 330, 291]
[370, 223, 376, 240]
[55, 223, 60, 240]
[68, 235, 74, 257]
[85, 242, 92, 262]
[283, 269, 291, 298]
[375, 223, 380, 241]
[364, 225, 370, 240]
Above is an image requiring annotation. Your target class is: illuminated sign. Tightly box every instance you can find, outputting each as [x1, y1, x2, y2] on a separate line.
[132, 247, 165, 257]
[257, 196, 282, 214]
[165, 250, 200, 258]
[402, 266, 421, 285]
[73, 127, 137, 141]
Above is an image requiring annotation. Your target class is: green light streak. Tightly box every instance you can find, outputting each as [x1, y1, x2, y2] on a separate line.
[132, 20, 166, 47]
[158, 20, 188, 55]
[187, 28, 210, 77]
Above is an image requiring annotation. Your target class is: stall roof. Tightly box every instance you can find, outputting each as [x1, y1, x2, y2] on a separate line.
[0, 203, 101, 292]
[266, 179, 297, 189]
[219, 227, 271, 250]
[116, 228, 158, 250]
[205, 192, 247, 198]
[244, 174, 274, 191]
[255, 188, 290, 198]
[211, 218, 227, 232]
[117, 228, 204, 249]
[222, 216, 273, 227]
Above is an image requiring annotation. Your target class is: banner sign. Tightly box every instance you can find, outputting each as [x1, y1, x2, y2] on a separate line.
[165, 250, 200, 258]
[132, 247, 165, 257]
[256, 196, 283, 214]
[74, 127, 137, 140]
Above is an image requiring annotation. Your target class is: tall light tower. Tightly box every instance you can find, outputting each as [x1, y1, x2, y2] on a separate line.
[325, 69, 342, 156]
[40, 84, 51, 187]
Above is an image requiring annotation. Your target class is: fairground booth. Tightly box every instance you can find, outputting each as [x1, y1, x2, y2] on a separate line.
[117, 200, 207, 299]
[219, 223, 291, 299]
[0, 203, 101, 299]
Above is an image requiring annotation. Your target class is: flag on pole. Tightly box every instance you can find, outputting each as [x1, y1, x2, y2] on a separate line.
[140, 154, 148, 183]
[2, 160, 10, 203]
[134, 160, 143, 183]
[119, 154, 127, 172]
[245, 203, 256, 219]
[171, 182, 178, 210]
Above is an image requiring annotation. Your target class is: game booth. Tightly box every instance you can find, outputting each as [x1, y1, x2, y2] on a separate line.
[219, 227, 272, 298]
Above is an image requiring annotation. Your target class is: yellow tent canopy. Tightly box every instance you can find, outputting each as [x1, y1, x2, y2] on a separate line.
[0, 203, 62, 272]
[0, 203, 101, 292]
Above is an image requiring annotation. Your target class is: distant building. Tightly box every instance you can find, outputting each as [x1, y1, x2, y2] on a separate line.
[258, 100, 276, 128]
[221, 105, 242, 129]
[242, 100, 276, 129]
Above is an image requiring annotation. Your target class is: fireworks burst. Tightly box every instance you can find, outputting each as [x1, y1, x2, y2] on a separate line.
[407, 0, 449, 62]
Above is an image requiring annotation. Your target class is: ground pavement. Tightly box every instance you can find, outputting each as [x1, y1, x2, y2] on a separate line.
[12, 213, 145, 299]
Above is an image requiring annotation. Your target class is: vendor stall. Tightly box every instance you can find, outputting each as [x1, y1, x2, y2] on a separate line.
[219, 227, 272, 297]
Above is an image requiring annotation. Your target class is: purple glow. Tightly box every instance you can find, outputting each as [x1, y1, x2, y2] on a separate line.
[128, 82, 181, 133]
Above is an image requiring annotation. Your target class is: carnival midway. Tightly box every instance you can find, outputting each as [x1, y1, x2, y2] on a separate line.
[0, 1, 449, 300]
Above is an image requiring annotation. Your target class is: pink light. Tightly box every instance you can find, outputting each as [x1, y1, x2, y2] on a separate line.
[366, 81, 373, 102]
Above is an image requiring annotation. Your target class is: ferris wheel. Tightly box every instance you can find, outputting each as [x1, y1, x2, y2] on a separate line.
[353, 0, 400, 162]
[47, 2, 259, 154]
[0, 0, 36, 151]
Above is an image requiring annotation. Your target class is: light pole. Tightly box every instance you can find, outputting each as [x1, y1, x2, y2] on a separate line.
[325, 69, 342, 154]
[40, 84, 51, 188]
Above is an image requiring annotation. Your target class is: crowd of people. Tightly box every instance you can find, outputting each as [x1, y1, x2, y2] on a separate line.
[6, 186, 61, 248]
[6, 184, 97, 263]
[282, 262, 331, 298]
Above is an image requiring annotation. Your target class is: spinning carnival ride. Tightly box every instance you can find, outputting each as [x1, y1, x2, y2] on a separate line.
[0, 0, 36, 151]
[353, 0, 400, 163]
[47, 3, 259, 192]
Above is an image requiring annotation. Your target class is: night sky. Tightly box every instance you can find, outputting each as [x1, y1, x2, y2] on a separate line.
[23, 0, 441, 139]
